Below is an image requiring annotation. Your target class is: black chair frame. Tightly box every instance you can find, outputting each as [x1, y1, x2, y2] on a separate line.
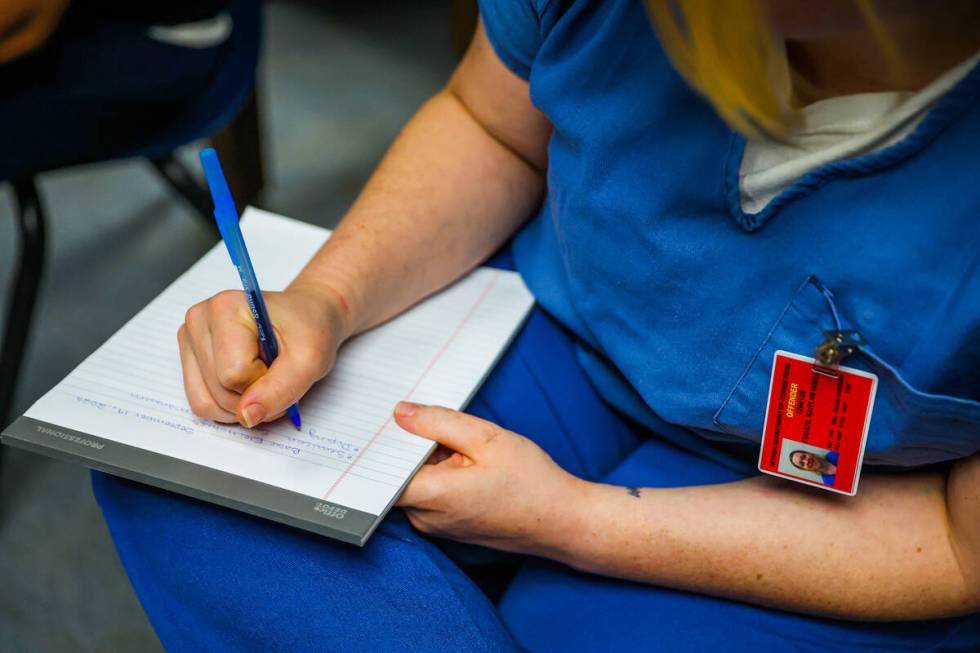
[0, 156, 218, 431]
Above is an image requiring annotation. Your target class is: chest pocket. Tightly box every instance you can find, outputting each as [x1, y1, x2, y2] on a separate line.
[713, 276, 980, 467]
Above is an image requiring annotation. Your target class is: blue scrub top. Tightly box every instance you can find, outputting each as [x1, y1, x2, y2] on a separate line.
[822, 450, 839, 485]
[479, 0, 980, 473]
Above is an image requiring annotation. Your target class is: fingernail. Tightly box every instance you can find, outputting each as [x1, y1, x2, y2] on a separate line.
[395, 401, 420, 417]
[242, 403, 266, 428]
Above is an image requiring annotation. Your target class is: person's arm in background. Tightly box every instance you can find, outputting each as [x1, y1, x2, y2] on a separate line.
[0, 0, 69, 63]
[178, 21, 551, 426]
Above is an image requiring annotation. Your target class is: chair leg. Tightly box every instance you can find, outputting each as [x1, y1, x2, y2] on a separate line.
[211, 90, 265, 209]
[152, 89, 265, 232]
[451, 0, 479, 57]
[149, 156, 219, 235]
[0, 178, 47, 430]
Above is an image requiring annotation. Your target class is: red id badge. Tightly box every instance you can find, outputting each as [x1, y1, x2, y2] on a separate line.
[758, 351, 877, 495]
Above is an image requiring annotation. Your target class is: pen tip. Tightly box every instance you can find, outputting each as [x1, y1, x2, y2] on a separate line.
[289, 409, 302, 430]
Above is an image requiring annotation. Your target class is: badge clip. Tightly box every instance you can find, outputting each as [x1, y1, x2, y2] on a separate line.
[813, 330, 865, 378]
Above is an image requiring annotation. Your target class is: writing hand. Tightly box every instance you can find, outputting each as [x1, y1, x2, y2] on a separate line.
[177, 284, 351, 428]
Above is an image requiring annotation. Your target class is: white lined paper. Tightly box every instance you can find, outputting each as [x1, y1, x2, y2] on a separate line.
[25, 208, 534, 516]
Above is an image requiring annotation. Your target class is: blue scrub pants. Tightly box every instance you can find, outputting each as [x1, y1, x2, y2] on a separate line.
[92, 307, 980, 652]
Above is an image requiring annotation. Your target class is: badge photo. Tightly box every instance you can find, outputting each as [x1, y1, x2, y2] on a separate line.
[758, 350, 878, 496]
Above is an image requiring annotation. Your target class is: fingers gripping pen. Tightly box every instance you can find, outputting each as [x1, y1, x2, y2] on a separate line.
[199, 147, 302, 429]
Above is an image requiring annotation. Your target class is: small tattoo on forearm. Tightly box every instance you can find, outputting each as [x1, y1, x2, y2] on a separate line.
[627, 486, 641, 498]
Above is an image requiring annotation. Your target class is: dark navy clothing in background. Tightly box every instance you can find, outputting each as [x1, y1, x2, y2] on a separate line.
[0, 1, 234, 179]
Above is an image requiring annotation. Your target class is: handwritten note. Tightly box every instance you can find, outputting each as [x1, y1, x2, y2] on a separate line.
[26, 208, 534, 516]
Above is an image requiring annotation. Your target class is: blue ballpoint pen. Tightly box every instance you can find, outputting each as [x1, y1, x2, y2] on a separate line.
[199, 147, 302, 430]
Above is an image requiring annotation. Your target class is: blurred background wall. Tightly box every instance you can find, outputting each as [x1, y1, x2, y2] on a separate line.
[0, 1, 468, 649]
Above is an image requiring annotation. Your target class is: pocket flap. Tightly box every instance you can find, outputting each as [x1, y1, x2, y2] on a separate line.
[713, 276, 980, 467]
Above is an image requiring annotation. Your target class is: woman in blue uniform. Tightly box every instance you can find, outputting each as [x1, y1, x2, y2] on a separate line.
[94, 1, 980, 650]
[790, 450, 838, 485]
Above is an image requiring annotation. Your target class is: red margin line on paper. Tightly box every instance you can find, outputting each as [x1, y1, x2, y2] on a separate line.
[322, 274, 500, 501]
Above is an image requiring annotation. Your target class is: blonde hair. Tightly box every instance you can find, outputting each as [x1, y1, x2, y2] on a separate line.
[646, 0, 899, 139]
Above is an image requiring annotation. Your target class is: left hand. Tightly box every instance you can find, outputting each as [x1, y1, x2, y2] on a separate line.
[394, 402, 583, 554]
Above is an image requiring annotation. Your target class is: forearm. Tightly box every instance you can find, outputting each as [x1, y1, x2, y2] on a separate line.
[289, 87, 544, 338]
[549, 472, 978, 620]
